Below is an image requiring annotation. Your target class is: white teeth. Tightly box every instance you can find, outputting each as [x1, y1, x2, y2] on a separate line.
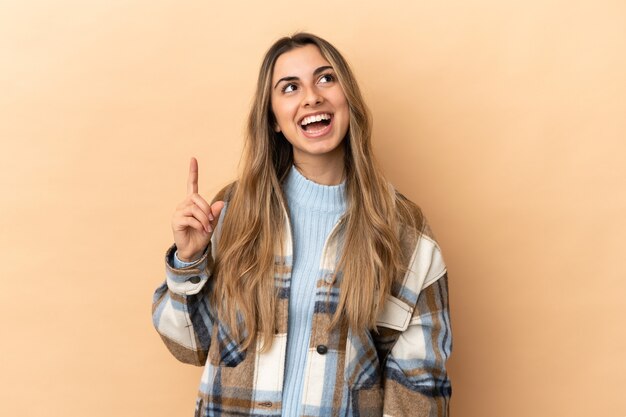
[301, 113, 331, 126]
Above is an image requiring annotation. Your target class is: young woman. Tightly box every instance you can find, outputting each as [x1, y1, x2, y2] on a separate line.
[152, 33, 452, 417]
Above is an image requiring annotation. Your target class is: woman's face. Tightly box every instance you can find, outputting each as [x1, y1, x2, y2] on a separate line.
[271, 44, 349, 165]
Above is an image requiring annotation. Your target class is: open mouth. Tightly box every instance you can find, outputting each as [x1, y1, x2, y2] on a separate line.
[299, 113, 332, 132]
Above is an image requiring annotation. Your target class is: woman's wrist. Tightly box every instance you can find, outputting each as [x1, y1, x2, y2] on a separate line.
[176, 249, 203, 263]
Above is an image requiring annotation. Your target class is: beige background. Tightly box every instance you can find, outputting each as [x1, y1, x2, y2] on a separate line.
[1, 0, 624, 416]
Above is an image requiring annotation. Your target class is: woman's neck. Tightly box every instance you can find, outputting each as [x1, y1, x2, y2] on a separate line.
[292, 147, 346, 186]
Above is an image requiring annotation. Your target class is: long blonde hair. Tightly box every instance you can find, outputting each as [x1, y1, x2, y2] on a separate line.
[211, 33, 423, 351]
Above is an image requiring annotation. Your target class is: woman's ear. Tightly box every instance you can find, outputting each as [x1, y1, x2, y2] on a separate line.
[274, 123, 281, 133]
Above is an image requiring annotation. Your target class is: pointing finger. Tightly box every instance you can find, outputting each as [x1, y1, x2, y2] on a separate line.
[187, 157, 198, 195]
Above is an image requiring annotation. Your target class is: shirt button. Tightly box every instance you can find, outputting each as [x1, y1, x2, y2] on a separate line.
[316, 344, 328, 355]
[189, 276, 201, 284]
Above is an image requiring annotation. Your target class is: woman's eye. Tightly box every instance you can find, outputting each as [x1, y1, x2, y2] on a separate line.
[319, 74, 335, 83]
[282, 83, 297, 93]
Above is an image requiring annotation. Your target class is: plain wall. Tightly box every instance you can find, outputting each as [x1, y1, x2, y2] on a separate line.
[1, 1, 624, 416]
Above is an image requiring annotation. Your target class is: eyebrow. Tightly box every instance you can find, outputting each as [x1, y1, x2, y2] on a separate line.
[273, 65, 334, 90]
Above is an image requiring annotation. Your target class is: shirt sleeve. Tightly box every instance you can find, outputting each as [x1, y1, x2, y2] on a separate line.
[152, 201, 229, 365]
[151, 243, 214, 366]
[381, 233, 453, 416]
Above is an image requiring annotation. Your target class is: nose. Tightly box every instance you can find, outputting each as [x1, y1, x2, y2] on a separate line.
[302, 87, 323, 107]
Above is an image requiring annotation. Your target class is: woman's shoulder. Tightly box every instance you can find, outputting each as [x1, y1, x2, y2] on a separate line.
[390, 187, 446, 289]
[391, 186, 437, 243]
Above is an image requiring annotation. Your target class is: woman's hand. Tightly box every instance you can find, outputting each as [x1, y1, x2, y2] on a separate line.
[171, 157, 225, 262]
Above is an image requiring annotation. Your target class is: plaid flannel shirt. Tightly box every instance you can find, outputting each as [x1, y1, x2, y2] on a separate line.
[152, 187, 452, 417]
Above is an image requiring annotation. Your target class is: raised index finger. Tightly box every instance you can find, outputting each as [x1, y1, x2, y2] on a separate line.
[187, 157, 198, 195]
